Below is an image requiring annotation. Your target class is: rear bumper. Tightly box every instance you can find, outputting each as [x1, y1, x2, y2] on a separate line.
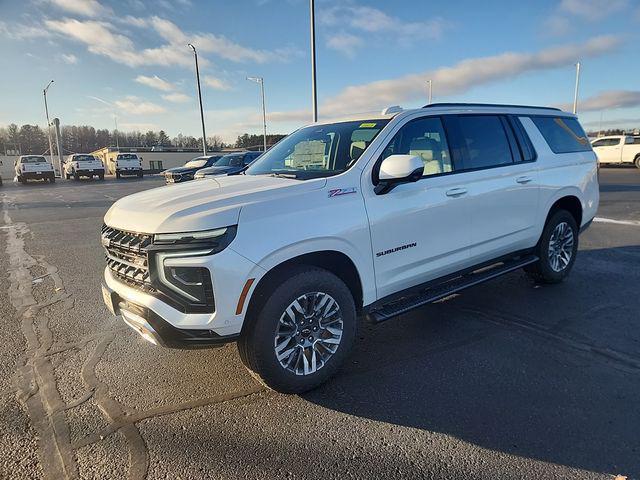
[21, 171, 54, 180]
[102, 278, 238, 348]
[76, 169, 104, 176]
[117, 167, 143, 175]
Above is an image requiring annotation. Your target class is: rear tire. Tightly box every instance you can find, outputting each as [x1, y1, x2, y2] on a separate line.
[49, 177, 55, 183]
[635, 156, 640, 169]
[116, 171, 121, 179]
[525, 210, 578, 284]
[137, 171, 143, 178]
[18, 176, 24, 184]
[99, 173, 105, 180]
[73, 171, 80, 181]
[238, 266, 356, 393]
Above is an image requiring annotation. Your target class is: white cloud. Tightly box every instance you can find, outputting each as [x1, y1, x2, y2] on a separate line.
[582, 117, 640, 128]
[559, 90, 640, 112]
[47, 0, 112, 17]
[326, 33, 364, 58]
[204, 76, 232, 91]
[44, 16, 294, 68]
[162, 92, 191, 103]
[135, 74, 176, 91]
[559, 0, 628, 20]
[0, 21, 52, 40]
[268, 35, 622, 121]
[320, 4, 447, 45]
[60, 53, 78, 64]
[113, 96, 166, 115]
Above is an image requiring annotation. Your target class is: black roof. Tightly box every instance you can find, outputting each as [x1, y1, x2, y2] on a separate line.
[421, 102, 562, 111]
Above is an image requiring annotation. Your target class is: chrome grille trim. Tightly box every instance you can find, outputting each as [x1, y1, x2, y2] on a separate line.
[102, 225, 152, 287]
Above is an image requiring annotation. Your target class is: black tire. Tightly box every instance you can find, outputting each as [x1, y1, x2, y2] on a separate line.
[116, 171, 121, 179]
[137, 171, 143, 178]
[73, 171, 80, 181]
[238, 266, 356, 393]
[525, 210, 579, 284]
[49, 177, 55, 183]
[99, 173, 105, 180]
[635, 156, 640, 170]
[65, 172, 70, 180]
[18, 176, 24, 184]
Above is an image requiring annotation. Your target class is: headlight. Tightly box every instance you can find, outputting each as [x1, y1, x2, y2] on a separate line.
[156, 250, 214, 304]
[154, 226, 236, 251]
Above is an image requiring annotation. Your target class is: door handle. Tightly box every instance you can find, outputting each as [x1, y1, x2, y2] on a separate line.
[516, 176, 533, 184]
[446, 187, 468, 197]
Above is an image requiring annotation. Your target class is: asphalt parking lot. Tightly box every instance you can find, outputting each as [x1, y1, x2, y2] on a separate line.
[1, 169, 639, 480]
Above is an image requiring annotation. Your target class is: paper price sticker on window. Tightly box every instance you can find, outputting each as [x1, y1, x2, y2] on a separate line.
[359, 122, 377, 128]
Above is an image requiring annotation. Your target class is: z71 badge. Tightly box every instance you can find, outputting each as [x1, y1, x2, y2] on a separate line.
[328, 187, 357, 197]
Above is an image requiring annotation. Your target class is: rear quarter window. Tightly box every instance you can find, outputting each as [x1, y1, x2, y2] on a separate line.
[531, 116, 591, 153]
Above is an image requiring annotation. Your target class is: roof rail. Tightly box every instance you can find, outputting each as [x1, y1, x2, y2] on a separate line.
[421, 102, 562, 111]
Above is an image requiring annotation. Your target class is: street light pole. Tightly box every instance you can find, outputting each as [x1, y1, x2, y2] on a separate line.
[114, 114, 119, 149]
[247, 77, 267, 152]
[310, 0, 318, 122]
[188, 43, 207, 156]
[426, 79, 433, 104]
[43, 80, 54, 161]
[572, 61, 581, 115]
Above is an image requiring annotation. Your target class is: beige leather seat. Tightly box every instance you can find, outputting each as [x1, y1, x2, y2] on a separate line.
[409, 137, 443, 175]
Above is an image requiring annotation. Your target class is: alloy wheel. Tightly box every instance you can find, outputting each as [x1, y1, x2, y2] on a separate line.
[547, 221, 574, 272]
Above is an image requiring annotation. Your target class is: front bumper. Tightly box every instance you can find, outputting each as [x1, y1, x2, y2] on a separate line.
[102, 280, 237, 348]
[165, 173, 194, 184]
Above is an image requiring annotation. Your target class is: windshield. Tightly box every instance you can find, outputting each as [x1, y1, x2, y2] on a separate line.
[184, 158, 208, 168]
[21, 156, 47, 163]
[117, 154, 138, 160]
[213, 154, 244, 167]
[245, 119, 389, 179]
[74, 155, 97, 162]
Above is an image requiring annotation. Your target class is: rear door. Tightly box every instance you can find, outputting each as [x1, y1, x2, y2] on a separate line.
[591, 137, 622, 164]
[443, 114, 540, 263]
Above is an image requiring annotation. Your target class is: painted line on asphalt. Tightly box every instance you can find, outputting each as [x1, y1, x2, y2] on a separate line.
[593, 217, 640, 227]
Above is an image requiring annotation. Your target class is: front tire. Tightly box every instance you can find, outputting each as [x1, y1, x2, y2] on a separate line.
[635, 156, 640, 170]
[525, 210, 578, 284]
[238, 266, 356, 393]
[116, 171, 121, 179]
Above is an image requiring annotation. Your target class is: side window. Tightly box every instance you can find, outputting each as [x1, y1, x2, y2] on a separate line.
[592, 138, 619, 147]
[381, 116, 453, 177]
[509, 116, 536, 162]
[530, 116, 591, 153]
[454, 115, 514, 169]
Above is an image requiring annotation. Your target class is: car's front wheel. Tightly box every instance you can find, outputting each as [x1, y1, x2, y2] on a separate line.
[238, 266, 356, 393]
[525, 210, 579, 284]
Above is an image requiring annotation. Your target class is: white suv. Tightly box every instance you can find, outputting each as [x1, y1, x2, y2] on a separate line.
[101, 103, 599, 393]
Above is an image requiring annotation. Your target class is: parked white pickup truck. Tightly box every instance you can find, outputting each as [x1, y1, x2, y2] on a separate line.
[64, 154, 105, 180]
[15, 155, 55, 183]
[591, 135, 640, 168]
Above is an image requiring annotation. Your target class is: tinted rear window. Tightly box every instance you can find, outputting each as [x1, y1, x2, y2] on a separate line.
[531, 117, 591, 153]
[456, 115, 514, 169]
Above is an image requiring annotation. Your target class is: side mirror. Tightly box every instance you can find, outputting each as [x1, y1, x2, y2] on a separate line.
[375, 154, 424, 194]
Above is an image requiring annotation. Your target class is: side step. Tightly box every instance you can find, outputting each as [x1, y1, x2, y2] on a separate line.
[369, 255, 538, 323]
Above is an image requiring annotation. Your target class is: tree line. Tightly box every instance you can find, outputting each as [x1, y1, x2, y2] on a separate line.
[0, 123, 287, 156]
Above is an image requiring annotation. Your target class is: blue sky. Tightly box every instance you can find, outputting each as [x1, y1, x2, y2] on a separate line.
[1, 0, 639, 142]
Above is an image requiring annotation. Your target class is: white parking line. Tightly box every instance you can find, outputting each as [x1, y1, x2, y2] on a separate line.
[594, 217, 640, 227]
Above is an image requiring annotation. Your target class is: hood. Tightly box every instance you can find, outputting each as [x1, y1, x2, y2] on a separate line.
[197, 166, 238, 175]
[104, 174, 326, 234]
[164, 166, 197, 175]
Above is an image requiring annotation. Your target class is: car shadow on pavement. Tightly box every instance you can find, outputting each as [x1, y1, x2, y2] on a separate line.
[303, 246, 640, 477]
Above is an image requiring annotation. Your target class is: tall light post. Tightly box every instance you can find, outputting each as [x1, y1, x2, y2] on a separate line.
[247, 77, 267, 152]
[572, 61, 581, 114]
[188, 43, 207, 156]
[43, 80, 55, 161]
[310, 0, 318, 122]
[113, 114, 120, 149]
[426, 79, 433, 104]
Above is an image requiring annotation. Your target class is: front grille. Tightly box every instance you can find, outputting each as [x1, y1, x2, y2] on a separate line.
[102, 225, 153, 286]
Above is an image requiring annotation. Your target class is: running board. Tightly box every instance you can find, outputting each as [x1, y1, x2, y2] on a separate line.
[368, 255, 538, 323]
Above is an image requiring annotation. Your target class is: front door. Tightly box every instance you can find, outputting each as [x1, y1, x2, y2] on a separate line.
[592, 137, 622, 164]
[362, 116, 473, 299]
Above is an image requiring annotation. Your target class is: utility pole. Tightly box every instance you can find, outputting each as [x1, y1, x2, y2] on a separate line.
[188, 43, 207, 156]
[310, 0, 318, 122]
[247, 77, 267, 152]
[426, 79, 433, 104]
[52, 118, 63, 177]
[43, 80, 54, 166]
[114, 115, 119, 149]
[573, 62, 581, 114]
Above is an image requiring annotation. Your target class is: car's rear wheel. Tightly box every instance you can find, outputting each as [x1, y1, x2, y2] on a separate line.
[238, 266, 356, 393]
[635, 156, 640, 169]
[525, 210, 578, 284]
[99, 173, 105, 180]
[116, 171, 121, 179]
[73, 171, 80, 181]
